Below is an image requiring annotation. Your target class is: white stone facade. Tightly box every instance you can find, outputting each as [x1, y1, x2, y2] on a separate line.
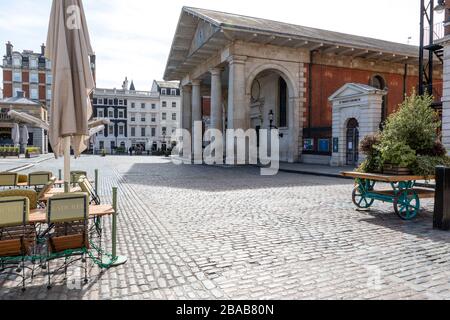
[329, 83, 386, 167]
[442, 43, 450, 154]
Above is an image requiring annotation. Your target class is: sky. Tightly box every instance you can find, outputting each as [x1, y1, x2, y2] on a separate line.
[0, 0, 442, 90]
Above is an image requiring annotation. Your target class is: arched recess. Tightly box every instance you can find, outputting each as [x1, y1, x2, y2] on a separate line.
[245, 62, 302, 163]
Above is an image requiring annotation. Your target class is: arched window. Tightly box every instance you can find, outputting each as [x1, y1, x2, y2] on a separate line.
[370, 75, 387, 124]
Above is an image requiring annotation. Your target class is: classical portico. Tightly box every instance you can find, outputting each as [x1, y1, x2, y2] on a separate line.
[165, 7, 429, 164]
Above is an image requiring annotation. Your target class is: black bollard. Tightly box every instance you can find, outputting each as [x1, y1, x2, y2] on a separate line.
[434, 166, 450, 231]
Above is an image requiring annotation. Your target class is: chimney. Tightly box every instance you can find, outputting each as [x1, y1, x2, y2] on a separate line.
[41, 43, 46, 56]
[6, 41, 12, 57]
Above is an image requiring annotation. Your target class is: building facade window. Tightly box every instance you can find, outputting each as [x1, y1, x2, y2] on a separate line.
[162, 127, 167, 135]
[118, 125, 125, 136]
[162, 101, 167, 108]
[131, 114, 136, 122]
[131, 127, 136, 137]
[46, 74, 52, 84]
[97, 109, 104, 118]
[161, 89, 167, 95]
[172, 102, 177, 108]
[131, 102, 135, 108]
[141, 115, 146, 122]
[118, 110, 125, 118]
[13, 58, 21, 67]
[13, 72, 22, 82]
[30, 88, 38, 100]
[141, 127, 146, 137]
[30, 73, 39, 83]
[151, 128, 156, 137]
[151, 104, 156, 109]
[97, 98, 103, 105]
[47, 89, 52, 100]
[172, 113, 177, 121]
[99, 141, 104, 150]
[171, 89, 177, 96]
[109, 125, 114, 135]
[141, 103, 146, 109]
[108, 110, 114, 118]
[119, 99, 124, 106]
[30, 59, 38, 68]
[151, 114, 156, 123]
[162, 113, 167, 120]
[46, 60, 52, 69]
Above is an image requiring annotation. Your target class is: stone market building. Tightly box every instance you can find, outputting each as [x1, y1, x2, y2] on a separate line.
[164, 7, 443, 165]
[0, 92, 49, 153]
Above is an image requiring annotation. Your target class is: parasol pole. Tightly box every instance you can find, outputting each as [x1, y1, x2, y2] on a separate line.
[64, 136, 71, 193]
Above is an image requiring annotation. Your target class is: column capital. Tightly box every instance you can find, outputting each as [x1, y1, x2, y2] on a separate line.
[209, 67, 224, 76]
[191, 79, 202, 86]
[182, 85, 192, 93]
[227, 55, 247, 65]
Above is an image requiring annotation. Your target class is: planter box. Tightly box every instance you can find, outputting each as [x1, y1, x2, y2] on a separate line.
[26, 152, 40, 159]
[383, 164, 411, 175]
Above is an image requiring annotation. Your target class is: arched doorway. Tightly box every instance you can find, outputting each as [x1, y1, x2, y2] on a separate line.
[247, 66, 297, 162]
[346, 118, 359, 166]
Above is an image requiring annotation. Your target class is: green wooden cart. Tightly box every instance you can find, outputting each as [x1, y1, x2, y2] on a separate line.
[341, 172, 435, 220]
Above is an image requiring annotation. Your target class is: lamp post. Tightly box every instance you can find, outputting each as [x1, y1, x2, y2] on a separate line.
[268, 110, 284, 138]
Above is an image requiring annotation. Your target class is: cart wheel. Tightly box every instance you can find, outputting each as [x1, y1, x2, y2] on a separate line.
[352, 187, 374, 209]
[394, 190, 420, 220]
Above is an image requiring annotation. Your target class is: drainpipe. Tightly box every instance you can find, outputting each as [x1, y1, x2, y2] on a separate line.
[403, 63, 408, 98]
[308, 51, 313, 137]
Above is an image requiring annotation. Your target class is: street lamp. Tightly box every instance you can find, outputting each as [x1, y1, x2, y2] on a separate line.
[268, 110, 284, 138]
[434, 0, 446, 13]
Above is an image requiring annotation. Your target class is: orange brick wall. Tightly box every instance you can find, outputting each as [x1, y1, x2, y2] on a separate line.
[304, 64, 434, 130]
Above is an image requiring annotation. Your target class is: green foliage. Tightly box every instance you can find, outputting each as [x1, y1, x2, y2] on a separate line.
[378, 140, 417, 167]
[381, 93, 439, 152]
[101, 149, 107, 157]
[410, 155, 450, 176]
[358, 92, 447, 175]
[25, 147, 40, 154]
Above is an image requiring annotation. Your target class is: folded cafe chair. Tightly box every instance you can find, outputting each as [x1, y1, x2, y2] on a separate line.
[46, 193, 90, 289]
[0, 197, 36, 291]
[71, 171, 88, 187]
[0, 172, 19, 189]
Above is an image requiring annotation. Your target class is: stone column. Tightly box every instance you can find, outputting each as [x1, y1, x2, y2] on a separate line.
[181, 85, 192, 132]
[191, 80, 202, 126]
[191, 80, 203, 163]
[227, 55, 248, 130]
[210, 68, 223, 132]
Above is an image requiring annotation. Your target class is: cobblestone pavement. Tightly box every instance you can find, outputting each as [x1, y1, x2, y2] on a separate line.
[1, 155, 450, 300]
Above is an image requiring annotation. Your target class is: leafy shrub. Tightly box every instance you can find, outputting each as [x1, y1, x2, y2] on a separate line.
[417, 140, 447, 157]
[360, 134, 381, 156]
[381, 92, 439, 153]
[378, 140, 417, 167]
[410, 155, 450, 176]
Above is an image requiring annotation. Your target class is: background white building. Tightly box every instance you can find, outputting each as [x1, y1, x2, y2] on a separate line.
[92, 78, 181, 154]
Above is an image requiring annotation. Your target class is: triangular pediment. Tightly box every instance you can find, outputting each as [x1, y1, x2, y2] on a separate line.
[329, 83, 387, 101]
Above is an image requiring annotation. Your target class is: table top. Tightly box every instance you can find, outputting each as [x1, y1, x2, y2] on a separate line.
[29, 205, 115, 224]
[341, 171, 435, 183]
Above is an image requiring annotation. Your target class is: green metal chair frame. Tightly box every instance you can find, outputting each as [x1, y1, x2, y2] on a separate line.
[0, 197, 35, 291]
[45, 193, 90, 289]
